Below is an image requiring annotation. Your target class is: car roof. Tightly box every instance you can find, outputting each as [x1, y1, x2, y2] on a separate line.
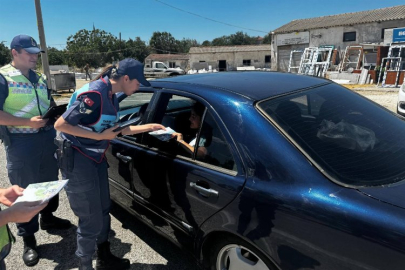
[150, 71, 332, 101]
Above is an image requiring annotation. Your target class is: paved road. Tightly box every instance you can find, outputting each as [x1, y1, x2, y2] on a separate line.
[0, 145, 197, 269]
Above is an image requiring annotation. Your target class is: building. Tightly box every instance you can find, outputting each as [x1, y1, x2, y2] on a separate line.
[144, 54, 189, 70]
[188, 45, 271, 71]
[271, 5, 405, 72]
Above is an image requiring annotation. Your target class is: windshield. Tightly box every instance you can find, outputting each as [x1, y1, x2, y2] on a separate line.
[258, 83, 405, 187]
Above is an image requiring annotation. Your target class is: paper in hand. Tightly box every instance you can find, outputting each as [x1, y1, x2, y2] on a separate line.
[14, 180, 69, 204]
[148, 127, 175, 141]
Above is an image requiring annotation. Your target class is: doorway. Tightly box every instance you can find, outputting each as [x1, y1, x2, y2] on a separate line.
[218, 60, 227, 72]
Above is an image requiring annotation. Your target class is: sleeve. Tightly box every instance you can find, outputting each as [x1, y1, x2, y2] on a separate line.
[0, 75, 8, 111]
[61, 92, 101, 126]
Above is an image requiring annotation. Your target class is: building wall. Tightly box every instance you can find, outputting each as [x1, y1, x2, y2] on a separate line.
[189, 51, 271, 71]
[271, 19, 405, 71]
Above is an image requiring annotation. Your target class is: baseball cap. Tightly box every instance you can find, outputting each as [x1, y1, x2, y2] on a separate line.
[117, 58, 151, 86]
[10, 35, 44, 54]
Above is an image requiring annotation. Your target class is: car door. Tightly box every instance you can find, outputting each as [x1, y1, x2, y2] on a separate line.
[106, 91, 155, 194]
[136, 91, 246, 245]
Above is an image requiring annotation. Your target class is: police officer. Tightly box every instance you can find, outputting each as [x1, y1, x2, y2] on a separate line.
[0, 34, 72, 267]
[54, 58, 165, 270]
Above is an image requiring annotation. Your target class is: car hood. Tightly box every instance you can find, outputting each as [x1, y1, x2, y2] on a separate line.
[358, 181, 405, 209]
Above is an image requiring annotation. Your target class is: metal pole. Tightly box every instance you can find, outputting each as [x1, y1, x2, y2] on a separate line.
[34, 0, 51, 81]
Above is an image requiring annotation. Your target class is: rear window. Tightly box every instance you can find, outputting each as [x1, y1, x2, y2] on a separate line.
[257, 83, 405, 187]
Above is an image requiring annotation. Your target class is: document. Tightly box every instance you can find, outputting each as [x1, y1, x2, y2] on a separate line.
[14, 180, 69, 204]
[149, 127, 175, 141]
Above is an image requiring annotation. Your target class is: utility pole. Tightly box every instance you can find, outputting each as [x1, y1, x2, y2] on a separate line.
[34, 0, 50, 81]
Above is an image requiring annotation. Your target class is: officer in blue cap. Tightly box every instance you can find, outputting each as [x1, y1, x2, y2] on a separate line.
[54, 58, 165, 270]
[0, 34, 72, 267]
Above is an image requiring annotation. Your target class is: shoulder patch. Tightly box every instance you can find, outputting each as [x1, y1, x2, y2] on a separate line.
[83, 97, 94, 107]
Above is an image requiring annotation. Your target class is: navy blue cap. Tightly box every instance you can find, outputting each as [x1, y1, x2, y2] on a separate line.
[117, 58, 150, 86]
[10, 35, 44, 54]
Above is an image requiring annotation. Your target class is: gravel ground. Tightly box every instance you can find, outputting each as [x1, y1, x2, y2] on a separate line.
[0, 145, 197, 269]
[0, 80, 399, 269]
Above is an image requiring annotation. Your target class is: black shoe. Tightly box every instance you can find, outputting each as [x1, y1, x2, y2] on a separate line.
[96, 241, 130, 270]
[40, 214, 72, 230]
[22, 235, 39, 267]
[79, 259, 94, 270]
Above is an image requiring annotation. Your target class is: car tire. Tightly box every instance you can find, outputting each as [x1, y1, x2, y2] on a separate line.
[208, 235, 277, 270]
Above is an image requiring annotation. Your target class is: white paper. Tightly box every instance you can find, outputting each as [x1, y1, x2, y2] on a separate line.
[14, 180, 69, 204]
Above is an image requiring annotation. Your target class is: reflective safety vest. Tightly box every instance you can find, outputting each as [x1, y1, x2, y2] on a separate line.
[62, 76, 118, 163]
[0, 215, 15, 261]
[0, 64, 50, 134]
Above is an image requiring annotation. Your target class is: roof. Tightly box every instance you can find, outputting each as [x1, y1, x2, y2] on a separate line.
[189, 45, 271, 54]
[150, 72, 329, 101]
[145, 54, 189, 61]
[273, 5, 405, 34]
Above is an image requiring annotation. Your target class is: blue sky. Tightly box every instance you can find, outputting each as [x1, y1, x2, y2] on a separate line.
[1, 0, 404, 49]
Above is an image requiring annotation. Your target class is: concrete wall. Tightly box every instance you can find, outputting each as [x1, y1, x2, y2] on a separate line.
[189, 51, 271, 71]
[271, 19, 405, 71]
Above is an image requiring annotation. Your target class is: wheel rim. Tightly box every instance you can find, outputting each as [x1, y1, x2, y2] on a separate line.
[216, 244, 269, 270]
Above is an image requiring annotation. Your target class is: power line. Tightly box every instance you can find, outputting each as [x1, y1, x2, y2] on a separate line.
[153, 0, 269, 34]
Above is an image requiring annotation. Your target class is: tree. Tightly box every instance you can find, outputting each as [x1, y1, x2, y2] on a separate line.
[262, 33, 272, 44]
[176, 38, 199, 53]
[0, 42, 11, 66]
[149, 32, 178, 54]
[211, 31, 257, 46]
[47, 47, 65, 65]
[66, 28, 119, 68]
[201, 40, 211, 46]
[123, 37, 150, 63]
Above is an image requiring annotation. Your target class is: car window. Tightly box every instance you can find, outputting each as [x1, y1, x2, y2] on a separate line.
[148, 94, 236, 171]
[118, 92, 154, 143]
[196, 111, 236, 171]
[258, 83, 405, 187]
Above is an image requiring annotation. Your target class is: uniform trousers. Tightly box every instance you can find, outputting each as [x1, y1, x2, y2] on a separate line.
[62, 150, 111, 261]
[5, 129, 59, 237]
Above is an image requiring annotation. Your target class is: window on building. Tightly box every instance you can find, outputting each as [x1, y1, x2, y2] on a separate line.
[381, 27, 397, 39]
[343, 32, 356, 42]
[265, 55, 271, 63]
[169, 62, 176, 68]
[243, 59, 251, 66]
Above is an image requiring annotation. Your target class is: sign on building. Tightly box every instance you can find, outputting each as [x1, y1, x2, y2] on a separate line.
[393, 28, 405, 43]
[276, 32, 309, 46]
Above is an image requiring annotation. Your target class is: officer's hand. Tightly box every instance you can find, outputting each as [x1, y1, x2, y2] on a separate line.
[29, 116, 47, 128]
[6, 201, 48, 223]
[0, 185, 24, 206]
[99, 125, 121, 140]
[149, 124, 166, 132]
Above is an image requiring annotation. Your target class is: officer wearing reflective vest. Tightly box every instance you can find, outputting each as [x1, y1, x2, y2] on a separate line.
[0, 35, 72, 267]
[54, 58, 165, 270]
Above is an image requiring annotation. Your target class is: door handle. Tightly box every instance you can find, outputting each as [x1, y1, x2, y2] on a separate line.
[190, 182, 218, 198]
[116, 153, 132, 164]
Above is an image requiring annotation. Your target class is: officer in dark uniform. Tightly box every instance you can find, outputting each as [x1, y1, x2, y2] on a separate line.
[54, 58, 165, 270]
[0, 35, 71, 267]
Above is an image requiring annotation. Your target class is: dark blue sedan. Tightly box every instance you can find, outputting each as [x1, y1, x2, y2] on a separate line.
[106, 72, 405, 270]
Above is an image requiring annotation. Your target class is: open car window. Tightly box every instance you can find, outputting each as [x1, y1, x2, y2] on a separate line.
[118, 92, 154, 143]
[147, 93, 236, 172]
[258, 83, 405, 187]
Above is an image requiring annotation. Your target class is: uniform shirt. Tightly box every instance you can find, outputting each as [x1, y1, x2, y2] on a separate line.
[62, 92, 105, 128]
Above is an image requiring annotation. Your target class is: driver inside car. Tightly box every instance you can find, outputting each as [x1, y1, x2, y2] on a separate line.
[171, 101, 211, 158]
